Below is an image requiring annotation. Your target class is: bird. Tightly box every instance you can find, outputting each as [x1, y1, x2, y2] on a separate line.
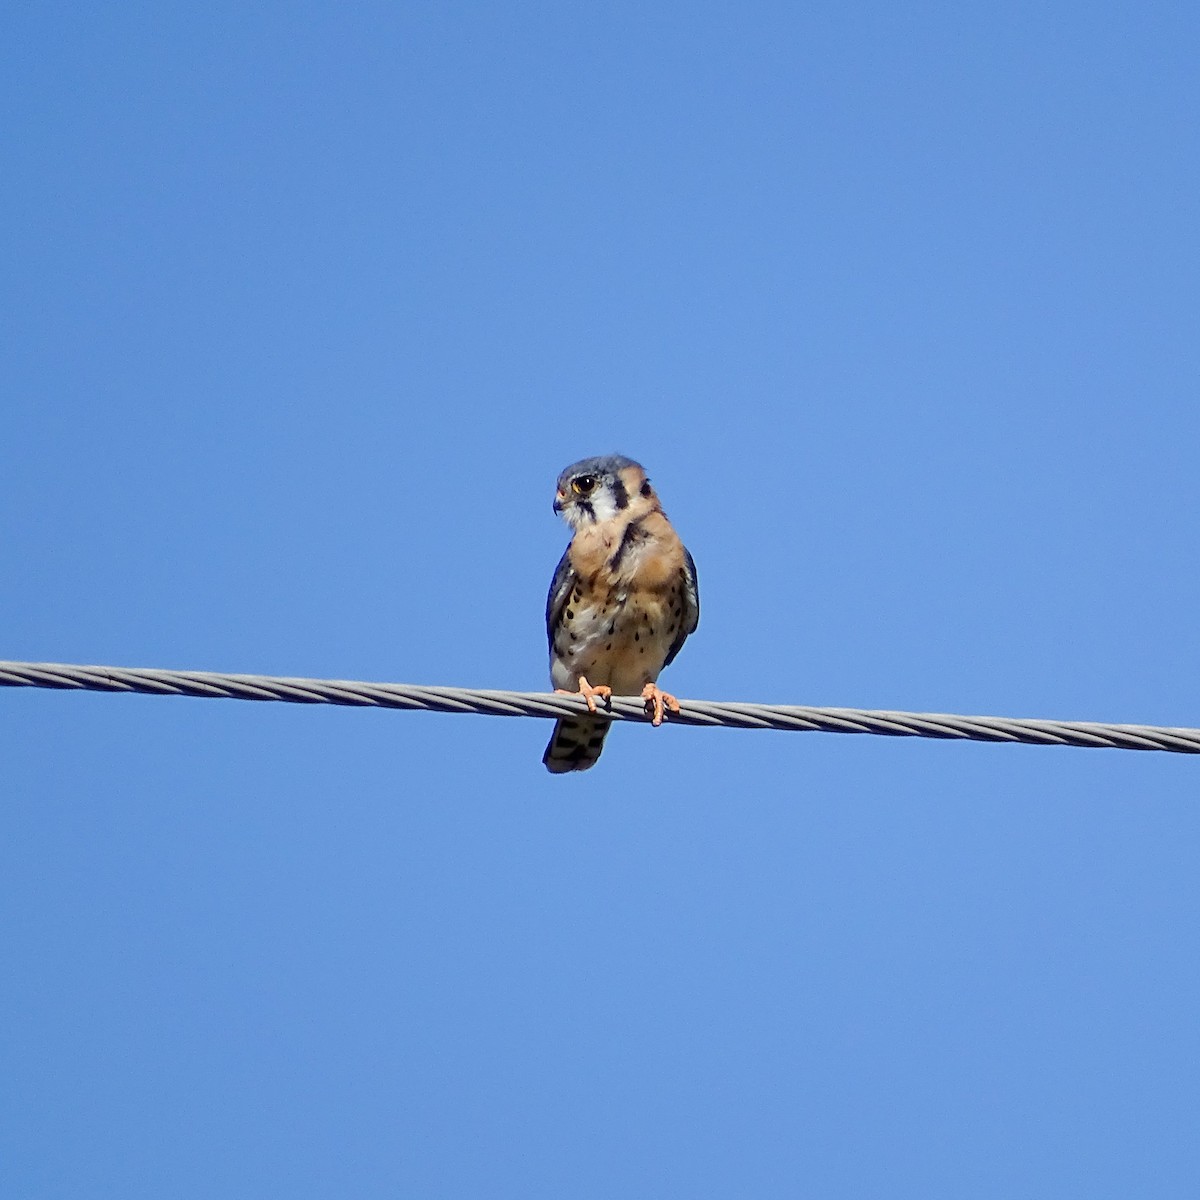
[543, 454, 699, 773]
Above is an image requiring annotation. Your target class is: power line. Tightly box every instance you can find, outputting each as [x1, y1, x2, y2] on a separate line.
[1, 659, 1196, 755]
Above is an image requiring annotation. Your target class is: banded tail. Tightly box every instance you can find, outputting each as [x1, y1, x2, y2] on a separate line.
[542, 715, 612, 773]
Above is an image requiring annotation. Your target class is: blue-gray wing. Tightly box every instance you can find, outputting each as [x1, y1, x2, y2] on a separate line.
[545, 548, 577, 648]
[664, 547, 700, 666]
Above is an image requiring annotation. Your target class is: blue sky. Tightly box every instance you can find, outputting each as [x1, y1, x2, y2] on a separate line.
[4, 2, 1199, 1195]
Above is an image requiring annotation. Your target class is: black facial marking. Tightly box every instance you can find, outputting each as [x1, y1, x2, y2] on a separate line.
[578, 500, 595, 521]
[640, 479, 652, 498]
[611, 475, 629, 510]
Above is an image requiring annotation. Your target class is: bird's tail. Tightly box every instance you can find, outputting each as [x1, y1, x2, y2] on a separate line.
[542, 715, 611, 773]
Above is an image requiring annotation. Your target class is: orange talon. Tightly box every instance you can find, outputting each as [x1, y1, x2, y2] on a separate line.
[641, 683, 681, 727]
[560, 675, 612, 714]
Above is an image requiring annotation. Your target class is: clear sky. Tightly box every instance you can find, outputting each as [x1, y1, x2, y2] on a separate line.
[4, 2, 1199, 1196]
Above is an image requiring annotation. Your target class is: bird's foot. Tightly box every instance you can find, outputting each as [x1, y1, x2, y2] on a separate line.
[555, 676, 613, 714]
[641, 683, 681, 727]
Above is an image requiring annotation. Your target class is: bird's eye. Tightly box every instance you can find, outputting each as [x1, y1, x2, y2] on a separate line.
[572, 475, 597, 495]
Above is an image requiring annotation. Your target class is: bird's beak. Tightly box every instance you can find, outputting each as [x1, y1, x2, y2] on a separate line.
[553, 489, 566, 514]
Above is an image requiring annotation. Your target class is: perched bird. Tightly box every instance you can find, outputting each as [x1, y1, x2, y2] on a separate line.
[543, 454, 700, 773]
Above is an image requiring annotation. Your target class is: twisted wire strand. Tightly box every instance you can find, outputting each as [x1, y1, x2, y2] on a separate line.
[1, 660, 1197, 755]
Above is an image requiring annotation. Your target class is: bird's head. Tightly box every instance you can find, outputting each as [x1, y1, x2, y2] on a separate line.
[553, 454, 655, 531]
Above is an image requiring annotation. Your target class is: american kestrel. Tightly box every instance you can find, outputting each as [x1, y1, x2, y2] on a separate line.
[543, 454, 700, 773]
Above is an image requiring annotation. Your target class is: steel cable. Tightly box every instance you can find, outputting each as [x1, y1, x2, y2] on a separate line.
[1, 660, 1197, 754]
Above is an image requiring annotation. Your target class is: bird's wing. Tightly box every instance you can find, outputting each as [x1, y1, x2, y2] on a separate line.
[545, 547, 577, 648]
[663, 546, 700, 666]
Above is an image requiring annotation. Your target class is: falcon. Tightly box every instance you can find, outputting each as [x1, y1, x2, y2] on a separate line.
[543, 455, 699, 773]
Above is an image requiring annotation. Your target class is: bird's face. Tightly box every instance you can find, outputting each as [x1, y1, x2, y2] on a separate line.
[553, 454, 651, 531]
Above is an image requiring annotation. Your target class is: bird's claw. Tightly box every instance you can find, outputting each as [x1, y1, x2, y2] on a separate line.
[641, 683, 681, 727]
[555, 676, 612, 714]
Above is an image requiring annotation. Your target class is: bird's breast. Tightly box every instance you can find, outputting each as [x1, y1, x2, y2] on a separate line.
[550, 583, 679, 695]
